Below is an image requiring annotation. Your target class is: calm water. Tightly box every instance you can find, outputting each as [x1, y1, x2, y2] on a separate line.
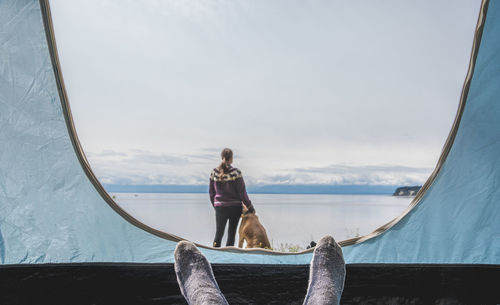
[112, 193, 412, 250]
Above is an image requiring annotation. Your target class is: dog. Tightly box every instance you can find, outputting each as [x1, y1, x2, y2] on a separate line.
[238, 205, 271, 249]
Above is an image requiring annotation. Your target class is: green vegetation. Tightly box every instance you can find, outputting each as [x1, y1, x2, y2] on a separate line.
[272, 242, 305, 253]
[270, 228, 362, 252]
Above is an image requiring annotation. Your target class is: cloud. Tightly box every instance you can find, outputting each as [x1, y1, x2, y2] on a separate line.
[86, 149, 206, 185]
[249, 163, 432, 186]
[54, 0, 479, 163]
[293, 164, 432, 174]
[86, 150, 127, 158]
[87, 149, 432, 186]
[54, 1, 479, 188]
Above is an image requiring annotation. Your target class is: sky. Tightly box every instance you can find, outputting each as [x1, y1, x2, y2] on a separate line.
[49, 0, 481, 186]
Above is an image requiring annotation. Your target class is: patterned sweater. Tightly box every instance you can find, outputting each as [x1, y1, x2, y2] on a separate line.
[209, 166, 253, 208]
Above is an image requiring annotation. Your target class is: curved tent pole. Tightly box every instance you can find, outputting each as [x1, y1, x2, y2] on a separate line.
[39, 0, 182, 244]
[38, 0, 489, 253]
[341, 0, 490, 246]
[38, 0, 306, 255]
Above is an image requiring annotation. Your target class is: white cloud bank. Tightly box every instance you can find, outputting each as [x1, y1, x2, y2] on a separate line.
[88, 149, 432, 186]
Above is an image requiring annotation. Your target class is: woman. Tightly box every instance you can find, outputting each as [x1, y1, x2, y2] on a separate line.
[209, 148, 255, 247]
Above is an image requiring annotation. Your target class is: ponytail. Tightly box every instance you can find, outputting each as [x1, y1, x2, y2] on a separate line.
[218, 160, 230, 175]
[218, 148, 233, 176]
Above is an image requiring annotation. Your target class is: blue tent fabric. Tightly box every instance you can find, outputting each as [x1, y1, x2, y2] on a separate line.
[0, 0, 312, 265]
[0, 0, 498, 266]
[343, 0, 500, 265]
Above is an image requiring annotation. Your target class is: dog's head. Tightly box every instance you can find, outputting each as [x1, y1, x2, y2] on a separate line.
[241, 204, 256, 218]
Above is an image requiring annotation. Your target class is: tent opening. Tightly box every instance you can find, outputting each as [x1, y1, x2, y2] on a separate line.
[48, 0, 480, 250]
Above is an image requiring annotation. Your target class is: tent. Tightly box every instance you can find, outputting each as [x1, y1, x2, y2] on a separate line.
[0, 0, 498, 303]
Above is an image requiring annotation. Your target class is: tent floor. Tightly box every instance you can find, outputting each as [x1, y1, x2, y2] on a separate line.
[0, 263, 498, 304]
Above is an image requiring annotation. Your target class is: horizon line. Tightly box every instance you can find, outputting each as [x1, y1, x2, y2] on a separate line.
[103, 183, 421, 195]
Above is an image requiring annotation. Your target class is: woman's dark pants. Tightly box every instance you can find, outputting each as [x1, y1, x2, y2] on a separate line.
[213, 206, 242, 247]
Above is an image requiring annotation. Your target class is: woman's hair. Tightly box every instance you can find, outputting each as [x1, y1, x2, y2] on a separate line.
[218, 148, 233, 176]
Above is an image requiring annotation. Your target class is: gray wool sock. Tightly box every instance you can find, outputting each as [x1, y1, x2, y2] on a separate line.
[174, 241, 229, 305]
[303, 236, 346, 305]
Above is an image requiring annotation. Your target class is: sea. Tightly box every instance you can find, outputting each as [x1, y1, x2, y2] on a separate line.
[111, 193, 413, 251]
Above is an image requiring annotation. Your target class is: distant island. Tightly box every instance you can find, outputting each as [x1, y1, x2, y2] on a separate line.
[393, 186, 421, 196]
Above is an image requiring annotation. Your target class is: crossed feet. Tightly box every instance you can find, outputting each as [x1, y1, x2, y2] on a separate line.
[174, 236, 346, 305]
